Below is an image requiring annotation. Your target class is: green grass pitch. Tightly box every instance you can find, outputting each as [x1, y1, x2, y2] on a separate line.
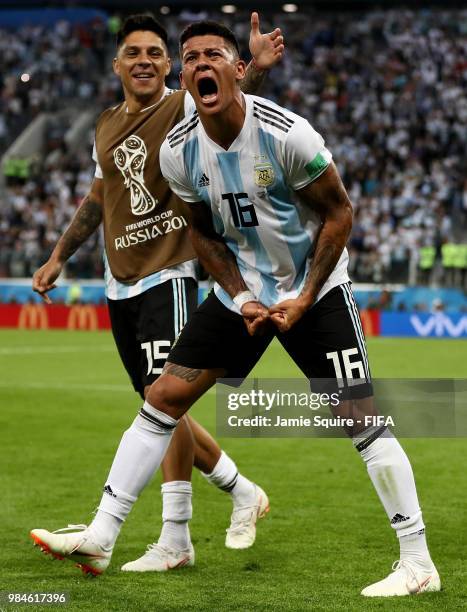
[1, 330, 466, 611]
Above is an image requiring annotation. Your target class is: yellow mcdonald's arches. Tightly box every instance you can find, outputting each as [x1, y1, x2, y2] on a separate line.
[67, 305, 98, 331]
[18, 303, 48, 329]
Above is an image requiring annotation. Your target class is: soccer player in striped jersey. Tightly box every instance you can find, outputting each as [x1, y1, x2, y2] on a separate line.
[30, 13, 282, 574]
[157, 21, 440, 596]
[32, 20, 440, 597]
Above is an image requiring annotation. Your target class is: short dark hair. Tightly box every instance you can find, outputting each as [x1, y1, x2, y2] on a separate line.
[116, 13, 168, 49]
[179, 21, 240, 57]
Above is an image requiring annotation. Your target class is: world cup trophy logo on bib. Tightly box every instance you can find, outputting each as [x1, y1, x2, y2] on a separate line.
[114, 135, 158, 216]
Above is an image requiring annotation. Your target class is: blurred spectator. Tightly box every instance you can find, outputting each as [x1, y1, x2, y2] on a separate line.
[67, 280, 83, 304]
[0, 124, 103, 278]
[431, 297, 445, 312]
[0, 7, 466, 287]
[367, 289, 393, 311]
[0, 17, 115, 149]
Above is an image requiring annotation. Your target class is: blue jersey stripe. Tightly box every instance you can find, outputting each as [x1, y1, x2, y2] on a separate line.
[182, 137, 225, 235]
[216, 151, 274, 305]
[183, 137, 202, 199]
[257, 128, 312, 290]
[141, 270, 161, 294]
[116, 279, 129, 299]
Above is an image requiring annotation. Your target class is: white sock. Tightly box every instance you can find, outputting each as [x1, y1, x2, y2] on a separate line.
[88, 510, 122, 550]
[158, 522, 191, 552]
[158, 481, 192, 551]
[202, 451, 255, 507]
[354, 426, 431, 566]
[399, 529, 433, 570]
[93, 402, 177, 546]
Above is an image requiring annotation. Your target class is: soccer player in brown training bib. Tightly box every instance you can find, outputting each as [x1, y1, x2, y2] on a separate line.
[31, 12, 284, 574]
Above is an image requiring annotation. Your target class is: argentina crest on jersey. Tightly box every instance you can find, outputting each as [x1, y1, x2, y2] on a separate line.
[253, 155, 275, 188]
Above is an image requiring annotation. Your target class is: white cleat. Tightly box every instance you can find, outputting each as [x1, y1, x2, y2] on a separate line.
[30, 524, 112, 576]
[225, 485, 270, 550]
[361, 560, 441, 597]
[121, 543, 195, 572]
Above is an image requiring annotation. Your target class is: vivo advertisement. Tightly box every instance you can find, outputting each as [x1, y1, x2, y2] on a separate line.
[380, 313, 467, 338]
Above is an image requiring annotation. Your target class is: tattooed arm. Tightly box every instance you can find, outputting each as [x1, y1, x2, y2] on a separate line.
[188, 201, 269, 336]
[296, 163, 353, 305]
[240, 62, 268, 96]
[188, 201, 247, 298]
[269, 163, 353, 332]
[52, 178, 103, 261]
[240, 12, 284, 95]
[32, 178, 104, 303]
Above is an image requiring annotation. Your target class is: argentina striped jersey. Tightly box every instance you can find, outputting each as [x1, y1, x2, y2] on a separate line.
[103, 251, 197, 300]
[160, 94, 349, 313]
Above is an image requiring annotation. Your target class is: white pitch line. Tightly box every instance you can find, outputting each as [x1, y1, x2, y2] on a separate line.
[0, 380, 132, 392]
[0, 346, 114, 356]
[0, 380, 217, 395]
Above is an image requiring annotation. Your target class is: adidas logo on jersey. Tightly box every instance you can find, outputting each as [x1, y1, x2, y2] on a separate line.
[103, 485, 117, 498]
[390, 513, 409, 524]
[198, 173, 210, 187]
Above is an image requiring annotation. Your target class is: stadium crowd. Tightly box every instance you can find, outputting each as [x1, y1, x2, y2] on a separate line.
[1, 7, 466, 286]
[0, 17, 113, 148]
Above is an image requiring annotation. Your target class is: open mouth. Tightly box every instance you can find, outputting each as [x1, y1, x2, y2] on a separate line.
[197, 77, 218, 104]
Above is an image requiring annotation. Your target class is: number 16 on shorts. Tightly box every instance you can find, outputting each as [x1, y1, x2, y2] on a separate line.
[326, 348, 366, 387]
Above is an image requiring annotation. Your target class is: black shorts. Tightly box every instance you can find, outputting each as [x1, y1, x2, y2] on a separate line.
[168, 281, 372, 398]
[108, 278, 198, 398]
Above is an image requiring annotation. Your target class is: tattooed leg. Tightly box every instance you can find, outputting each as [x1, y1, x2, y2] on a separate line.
[146, 363, 226, 421]
[162, 363, 204, 383]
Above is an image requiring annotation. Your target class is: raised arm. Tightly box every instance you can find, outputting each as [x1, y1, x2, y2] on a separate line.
[269, 163, 353, 331]
[187, 201, 269, 335]
[240, 12, 284, 95]
[32, 177, 104, 303]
